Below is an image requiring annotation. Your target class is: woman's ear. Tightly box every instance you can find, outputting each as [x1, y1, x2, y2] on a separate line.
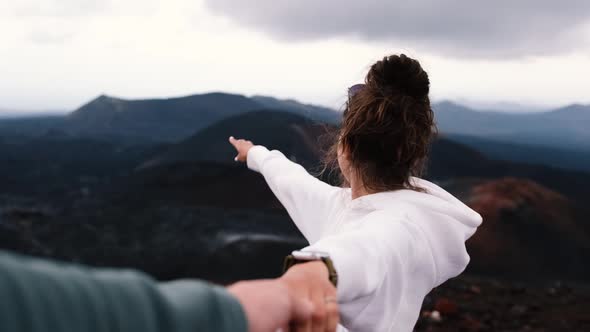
[337, 142, 352, 183]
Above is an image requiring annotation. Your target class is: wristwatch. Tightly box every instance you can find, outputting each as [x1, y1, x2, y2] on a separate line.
[283, 250, 338, 287]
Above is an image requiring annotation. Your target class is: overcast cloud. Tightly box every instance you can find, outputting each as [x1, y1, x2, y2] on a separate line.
[1, 0, 589, 111]
[204, 0, 590, 58]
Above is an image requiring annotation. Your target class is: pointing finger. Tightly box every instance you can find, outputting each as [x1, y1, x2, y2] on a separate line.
[229, 136, 241, 149]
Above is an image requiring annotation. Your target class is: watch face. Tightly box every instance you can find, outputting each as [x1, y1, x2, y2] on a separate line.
[292, 250, 330, 260]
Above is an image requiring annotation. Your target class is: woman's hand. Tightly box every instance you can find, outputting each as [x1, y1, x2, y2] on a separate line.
[280, 261, 340, 332]
[228, 136, 254, 162]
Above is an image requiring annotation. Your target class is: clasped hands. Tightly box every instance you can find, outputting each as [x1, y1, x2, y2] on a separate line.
[228, 261, 339, 332]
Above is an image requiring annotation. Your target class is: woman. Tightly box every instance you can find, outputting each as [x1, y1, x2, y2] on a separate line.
[229, 54, 482, 332]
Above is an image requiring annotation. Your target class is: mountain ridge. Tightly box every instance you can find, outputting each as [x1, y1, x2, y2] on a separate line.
[2, 92, 589, 166]
[62, 92, 339, 143]
[433, 101, 590, 150]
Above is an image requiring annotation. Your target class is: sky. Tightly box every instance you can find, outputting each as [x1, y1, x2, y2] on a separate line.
[1, 0, 589, 113]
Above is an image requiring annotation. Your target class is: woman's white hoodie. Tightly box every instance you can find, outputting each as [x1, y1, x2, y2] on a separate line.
[247, 145, 483, 332]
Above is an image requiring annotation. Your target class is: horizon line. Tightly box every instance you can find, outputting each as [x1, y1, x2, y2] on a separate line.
[1, 91, 587, 116]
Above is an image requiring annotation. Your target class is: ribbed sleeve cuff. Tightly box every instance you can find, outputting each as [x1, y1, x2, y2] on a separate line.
[246, 145, 271, 173]
[159, 280, 248, 332]
[301, 245, 351, 301]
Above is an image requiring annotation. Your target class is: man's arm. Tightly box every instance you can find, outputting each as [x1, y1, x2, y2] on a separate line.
[0, 251, 247, 332]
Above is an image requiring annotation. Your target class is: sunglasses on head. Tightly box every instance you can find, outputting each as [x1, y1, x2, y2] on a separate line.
[345, 84, 365, 116]
[348, 84, 365, 99]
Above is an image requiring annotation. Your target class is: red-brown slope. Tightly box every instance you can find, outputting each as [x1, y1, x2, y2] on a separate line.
[465, 177, 590, 280]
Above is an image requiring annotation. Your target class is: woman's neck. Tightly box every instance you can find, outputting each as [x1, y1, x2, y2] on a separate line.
[349, 176, 372, 200]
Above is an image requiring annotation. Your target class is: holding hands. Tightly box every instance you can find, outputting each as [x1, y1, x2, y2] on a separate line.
[228, 261, 339, 332]
[280, 261, 340, 332]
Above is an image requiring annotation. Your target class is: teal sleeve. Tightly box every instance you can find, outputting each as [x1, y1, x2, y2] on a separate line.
[0, 251, 248, 332]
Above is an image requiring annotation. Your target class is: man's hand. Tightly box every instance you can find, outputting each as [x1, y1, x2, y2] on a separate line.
[228, 136, 254, 162]
[227, 279, 314, 332]
[280, 261, 340, 332]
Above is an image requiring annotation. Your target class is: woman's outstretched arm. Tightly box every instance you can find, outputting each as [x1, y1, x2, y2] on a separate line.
[229, 136, 341, 243]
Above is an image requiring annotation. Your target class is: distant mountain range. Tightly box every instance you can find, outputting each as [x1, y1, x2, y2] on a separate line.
[0, 115, 65, 138]
[445, 133, 590, 173]
[59, 94, 589, 150]
[434, 101, 590, 151]
[3, 94, 588, 147]
[1, 92, 589, 173]
[0, 110, 66, 118]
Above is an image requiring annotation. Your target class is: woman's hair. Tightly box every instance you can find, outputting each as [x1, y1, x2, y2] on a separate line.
[322, 54, 437, 193]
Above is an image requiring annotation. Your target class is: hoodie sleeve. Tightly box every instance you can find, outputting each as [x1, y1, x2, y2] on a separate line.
[302, 212, 420, 304]
[0, 251, 248, 332]
[247, 145, 341, 243]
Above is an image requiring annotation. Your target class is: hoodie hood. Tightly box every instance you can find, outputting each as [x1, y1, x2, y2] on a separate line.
[347, 177, 483, 286]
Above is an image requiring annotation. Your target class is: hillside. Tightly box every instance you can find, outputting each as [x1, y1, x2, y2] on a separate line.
[463, 178, 590, 280]
[0, 135, 162, 198]
[251, 95, 341, 124]
[139, 110, 331, 170]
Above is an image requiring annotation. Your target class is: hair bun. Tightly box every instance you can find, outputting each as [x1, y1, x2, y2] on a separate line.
[367, 54, 430, 100]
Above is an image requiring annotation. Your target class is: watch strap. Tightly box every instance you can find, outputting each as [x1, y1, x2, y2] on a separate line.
[283, 254, 338, 288]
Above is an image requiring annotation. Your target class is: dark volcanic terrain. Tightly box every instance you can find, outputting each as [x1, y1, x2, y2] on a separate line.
[1, 95, 589, 331]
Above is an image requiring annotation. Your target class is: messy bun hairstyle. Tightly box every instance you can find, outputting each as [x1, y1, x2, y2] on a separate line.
[323, 54, 437, 193]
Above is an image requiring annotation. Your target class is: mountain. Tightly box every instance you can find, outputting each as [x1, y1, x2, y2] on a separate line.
[433, 101, 590, 151]
[445, 134, 590, 173]
[63, 93, 263, 143]
[59, 93, 341, 143]
[428, 138, 590, 204]
[139, 110, 333, 170]
[251, 95, 341, 124]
